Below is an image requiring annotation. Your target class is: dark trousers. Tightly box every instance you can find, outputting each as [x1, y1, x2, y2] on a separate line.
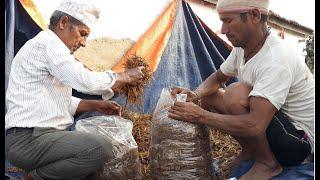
[267, 111, 312, 167]
[5, 127, 113, 180]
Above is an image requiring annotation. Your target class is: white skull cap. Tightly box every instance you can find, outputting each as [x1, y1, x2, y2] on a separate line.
[217, 0, 269, 15]
[56, 0, 100, 30]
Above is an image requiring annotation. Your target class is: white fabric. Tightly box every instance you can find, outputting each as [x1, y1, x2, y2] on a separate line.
[56, 0, 100, 30]
[220, 33, 315, 153]
[217, 0, 269, 14]
[5, 30, 116, 130]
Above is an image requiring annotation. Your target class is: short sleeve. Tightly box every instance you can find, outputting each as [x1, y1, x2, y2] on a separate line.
[220, 48, 239, 77]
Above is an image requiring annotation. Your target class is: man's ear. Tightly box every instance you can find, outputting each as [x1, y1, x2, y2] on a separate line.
[58, 15, 69, 30]
[249, 9, 262, 24]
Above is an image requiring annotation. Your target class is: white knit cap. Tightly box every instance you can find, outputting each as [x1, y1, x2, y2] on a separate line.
[56, 0, 100, 30]
[217, 0, 269, 15]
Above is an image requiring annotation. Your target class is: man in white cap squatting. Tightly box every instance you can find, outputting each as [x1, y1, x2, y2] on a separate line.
[5, 0, 145, 179]
[169, 0, 314, 179]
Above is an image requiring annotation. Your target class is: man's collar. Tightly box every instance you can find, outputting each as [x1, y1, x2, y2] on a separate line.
[45, 29, 72, 54]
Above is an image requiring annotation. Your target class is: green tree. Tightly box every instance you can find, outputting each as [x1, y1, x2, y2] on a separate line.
[304, 34, 314, 74]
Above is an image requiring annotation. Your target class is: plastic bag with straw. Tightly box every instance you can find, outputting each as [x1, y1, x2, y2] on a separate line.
[149, 88, 214, 179]
[75, 116, 142, 180]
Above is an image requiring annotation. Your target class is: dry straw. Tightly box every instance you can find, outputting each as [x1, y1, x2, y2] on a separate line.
[122, 55, 153, 105]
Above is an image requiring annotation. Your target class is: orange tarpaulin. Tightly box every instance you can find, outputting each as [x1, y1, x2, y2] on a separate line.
[19, 0, 47, 30]
[112, 0, 178, 73]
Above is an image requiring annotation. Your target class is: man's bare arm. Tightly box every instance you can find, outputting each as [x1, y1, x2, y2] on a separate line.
[76, 99, 121, 116]
[169, 96, 277, 138]
[199, 96, 277, 137]
[194, 69, 230, 98]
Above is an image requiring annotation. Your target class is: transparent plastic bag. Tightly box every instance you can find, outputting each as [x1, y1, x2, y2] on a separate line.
[150, 88, 213, 179]
[75, 116, 142, 180]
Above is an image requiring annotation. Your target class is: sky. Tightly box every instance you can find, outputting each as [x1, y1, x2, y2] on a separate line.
[269, 0, 315, 30]
[33, 0, 168, 40]
[33, 0, 315, 38]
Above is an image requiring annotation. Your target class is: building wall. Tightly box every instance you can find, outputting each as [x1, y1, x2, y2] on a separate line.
[268, 24, 307, 60]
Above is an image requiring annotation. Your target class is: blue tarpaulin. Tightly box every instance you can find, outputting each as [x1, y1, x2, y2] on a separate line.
[5, 0, 42, 94]
[230, 160, 314, 180]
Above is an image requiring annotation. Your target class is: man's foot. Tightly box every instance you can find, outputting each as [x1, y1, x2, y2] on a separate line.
[239, 160, 282, 180]
[230, 150, 253, 169]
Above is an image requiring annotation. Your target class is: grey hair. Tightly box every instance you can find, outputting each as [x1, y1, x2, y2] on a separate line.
[48, 10, 85, 30]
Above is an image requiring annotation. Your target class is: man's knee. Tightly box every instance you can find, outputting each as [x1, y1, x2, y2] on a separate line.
[223, 82, 252, 114]
[80, 134, 113, 163]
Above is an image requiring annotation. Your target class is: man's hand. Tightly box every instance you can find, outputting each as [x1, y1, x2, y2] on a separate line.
[112, 66, 145, 93]
[116, 66, 145, 85]
[111, 82, 123, 94]
[96, 100, 122, 116]
[76, 99, 122, 116]
[168, 101, 204, 123]
[171, 86, 198, 102]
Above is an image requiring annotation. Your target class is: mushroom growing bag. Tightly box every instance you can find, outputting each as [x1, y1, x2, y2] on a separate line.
[150, 88, 213, 179]
[75, 116, 142, 180]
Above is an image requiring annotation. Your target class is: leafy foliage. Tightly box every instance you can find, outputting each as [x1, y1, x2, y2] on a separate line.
[304, 34, 314, 74]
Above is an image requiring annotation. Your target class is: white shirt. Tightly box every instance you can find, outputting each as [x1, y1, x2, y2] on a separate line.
[220, 33, 315, 153]
[5, 30, 116, 130]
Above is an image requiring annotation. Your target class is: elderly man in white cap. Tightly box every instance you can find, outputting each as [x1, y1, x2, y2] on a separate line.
[169, 0, 314, 179]
[5, 0, 145, 179]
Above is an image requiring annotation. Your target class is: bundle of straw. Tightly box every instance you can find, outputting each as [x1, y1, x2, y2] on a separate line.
[122, 55, 153, 105]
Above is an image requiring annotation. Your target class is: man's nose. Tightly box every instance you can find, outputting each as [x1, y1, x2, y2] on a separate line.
[220, 24, 227, 34]
[80, 38, 87, 47]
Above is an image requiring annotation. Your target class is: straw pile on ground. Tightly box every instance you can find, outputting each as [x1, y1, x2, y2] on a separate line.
[122, 55, 153, 104]
[123, 109, 241, 180]
[211, 129, 241, 179]
[122, 109, 153, 179]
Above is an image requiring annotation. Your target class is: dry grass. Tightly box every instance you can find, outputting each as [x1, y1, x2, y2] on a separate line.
[122, 109, 153, 179]
[211, 129, 241, 179]
[122, 55, 153, 105]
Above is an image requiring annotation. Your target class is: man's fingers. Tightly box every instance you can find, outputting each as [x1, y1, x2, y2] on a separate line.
[168, 112, 184, 121]
[116, 109, 122, 116]
[137, 66, 145, 71]
[111, 101, 121, 108]
[171, 86, 183, 96]
[107, 101, 122, 116]
[170, 105, 182, 111]
[173, 101, 187, 107]
[168, 107, 184, 116]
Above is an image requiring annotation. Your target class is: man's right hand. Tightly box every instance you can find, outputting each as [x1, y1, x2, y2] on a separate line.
[171, 86, 198, 102]
[116, 66, 145, 85]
